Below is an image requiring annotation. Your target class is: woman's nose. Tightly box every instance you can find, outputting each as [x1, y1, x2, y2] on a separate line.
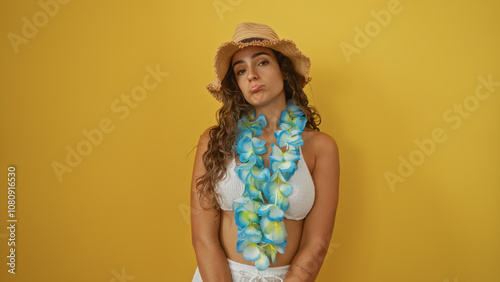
[246, 66, 259, 81]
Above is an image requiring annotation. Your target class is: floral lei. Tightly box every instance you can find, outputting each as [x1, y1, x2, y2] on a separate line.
[233, 99, 307, 270]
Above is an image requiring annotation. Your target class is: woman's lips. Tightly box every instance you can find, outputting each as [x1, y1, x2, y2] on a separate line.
[249, 85, 263, 93]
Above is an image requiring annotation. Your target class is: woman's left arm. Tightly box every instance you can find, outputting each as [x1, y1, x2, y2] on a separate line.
[285, 132, 340, 282]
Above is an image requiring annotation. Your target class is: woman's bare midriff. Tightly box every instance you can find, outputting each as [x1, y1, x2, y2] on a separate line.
[219, 209, 304, 267]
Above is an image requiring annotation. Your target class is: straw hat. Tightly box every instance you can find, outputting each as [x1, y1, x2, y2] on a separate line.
[207, 22, 311, 102]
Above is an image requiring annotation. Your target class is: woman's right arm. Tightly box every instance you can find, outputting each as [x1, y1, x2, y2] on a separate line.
[191, 128, 232, 281]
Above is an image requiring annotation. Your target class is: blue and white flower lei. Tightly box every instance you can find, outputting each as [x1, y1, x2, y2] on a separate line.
[233, 100, 307, 270]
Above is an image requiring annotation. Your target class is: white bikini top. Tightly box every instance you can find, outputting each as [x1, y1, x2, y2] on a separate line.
[215, 147, 315, 220]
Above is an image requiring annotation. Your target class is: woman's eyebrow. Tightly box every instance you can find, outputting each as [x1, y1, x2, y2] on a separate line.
[232, 52, 271, 69]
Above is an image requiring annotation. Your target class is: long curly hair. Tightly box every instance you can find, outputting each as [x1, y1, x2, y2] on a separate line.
[196, 49, 321, 213]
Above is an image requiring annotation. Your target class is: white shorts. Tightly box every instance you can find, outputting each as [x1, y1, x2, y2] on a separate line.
[192, 258, 289, 281]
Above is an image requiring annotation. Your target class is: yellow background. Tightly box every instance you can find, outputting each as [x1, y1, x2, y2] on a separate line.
[1, 0, 499, 281]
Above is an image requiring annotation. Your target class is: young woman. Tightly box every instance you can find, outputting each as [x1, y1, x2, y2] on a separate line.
[191, 22, 339, 281]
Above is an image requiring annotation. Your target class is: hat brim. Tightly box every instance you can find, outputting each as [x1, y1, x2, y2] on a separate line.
[207, 39, 311, 102]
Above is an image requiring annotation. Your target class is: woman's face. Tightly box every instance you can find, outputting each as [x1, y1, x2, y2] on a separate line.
[230, 46, 285, 108]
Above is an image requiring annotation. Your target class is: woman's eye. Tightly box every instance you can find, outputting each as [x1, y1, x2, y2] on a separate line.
[258, 60, 269, 66]
[235, 69, 246, 75]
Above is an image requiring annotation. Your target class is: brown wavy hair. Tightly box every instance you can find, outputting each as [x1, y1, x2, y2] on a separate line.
[196, 49, 321, 213]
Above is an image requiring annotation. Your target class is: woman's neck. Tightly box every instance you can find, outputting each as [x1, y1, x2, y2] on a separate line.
[255, 103, 287, 134]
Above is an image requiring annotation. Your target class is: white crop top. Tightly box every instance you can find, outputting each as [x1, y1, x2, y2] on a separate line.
[215, 147, 315, 220]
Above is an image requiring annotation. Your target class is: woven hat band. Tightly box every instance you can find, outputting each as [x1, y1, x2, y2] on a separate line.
[238, 37, 266, 43]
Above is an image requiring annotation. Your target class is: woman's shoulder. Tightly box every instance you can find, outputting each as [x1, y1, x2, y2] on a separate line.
[194, 125, 220, 160]
[302, 128, 338, 154]
[198, 125, 219, 143]
[302, 129, 339, 179]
